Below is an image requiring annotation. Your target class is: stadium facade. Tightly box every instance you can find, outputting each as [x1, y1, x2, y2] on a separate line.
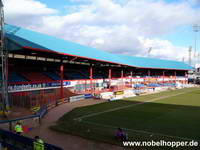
[1, 24, 193, 108]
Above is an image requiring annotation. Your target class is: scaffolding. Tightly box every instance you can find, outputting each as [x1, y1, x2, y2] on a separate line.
[0, 0, 9, 116]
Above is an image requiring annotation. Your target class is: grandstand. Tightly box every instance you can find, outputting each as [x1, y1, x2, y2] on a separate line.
[2, 24, 193, 109]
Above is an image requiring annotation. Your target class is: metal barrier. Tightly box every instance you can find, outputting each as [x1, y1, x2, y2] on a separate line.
[0, 128, 63, 150]
[0, 105, 47, 131]
[0, 106, 63, 150]
[0, 101, 63, 131]
[0, 114, 40, 131]
[0, 95, 71, 150]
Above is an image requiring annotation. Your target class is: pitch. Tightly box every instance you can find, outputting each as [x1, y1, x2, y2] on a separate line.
[51, 87, 200, 146]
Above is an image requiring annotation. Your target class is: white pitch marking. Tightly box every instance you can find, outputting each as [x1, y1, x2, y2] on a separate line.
[75, 89, 197, 121]
[82, 120, 197, 141]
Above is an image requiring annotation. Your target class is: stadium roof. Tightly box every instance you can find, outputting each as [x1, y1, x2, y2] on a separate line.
[5, 24, 192, 70]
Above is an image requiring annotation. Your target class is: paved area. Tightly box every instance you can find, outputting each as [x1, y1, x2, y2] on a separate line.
[26, 99, 124, 150]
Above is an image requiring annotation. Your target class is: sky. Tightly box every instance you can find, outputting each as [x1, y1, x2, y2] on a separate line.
[3, 0, 200, 63]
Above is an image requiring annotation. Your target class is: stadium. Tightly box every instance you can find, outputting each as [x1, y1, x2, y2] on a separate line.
[1, 1, 200, 150]
[3, 24, 193, 108]
[1, 23, 200, 149]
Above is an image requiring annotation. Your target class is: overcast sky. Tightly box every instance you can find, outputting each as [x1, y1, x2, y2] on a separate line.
[3, 0, 200, 63]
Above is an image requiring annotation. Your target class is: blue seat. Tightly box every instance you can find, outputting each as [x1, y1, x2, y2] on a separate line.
[8, 72, 27, 82]
[44, 72, 60, 80]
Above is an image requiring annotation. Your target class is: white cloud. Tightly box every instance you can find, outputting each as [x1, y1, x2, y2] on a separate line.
[4, 0, 57, 27]
[140, 37, 189, 61]
[4, 0, 200, 62]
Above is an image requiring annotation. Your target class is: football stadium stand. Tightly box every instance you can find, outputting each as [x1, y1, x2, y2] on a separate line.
[0, 23, 193, 109]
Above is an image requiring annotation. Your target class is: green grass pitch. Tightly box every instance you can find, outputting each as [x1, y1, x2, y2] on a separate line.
[51, 87, 200, 146]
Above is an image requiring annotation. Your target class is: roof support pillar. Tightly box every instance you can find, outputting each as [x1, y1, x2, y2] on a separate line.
[121, 69, 124, 89]
[185, 71, 187, 84]
[121, 69, 124, 78]
[174, 71, 177, 85]
[162, 71, 165, 85]
[90, 66, 93, 91]
[60, 63, 64, 101]
[84, 79, 87, 92]
[130, 71, 133, 77]
[148, 70, 151, 76]
[130, 71, 133, 88]
[109, 68, 112, 88]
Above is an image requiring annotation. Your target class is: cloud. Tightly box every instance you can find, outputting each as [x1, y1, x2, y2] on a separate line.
[4, 0, 200, 62]
[140, 37, 189, 61]
[4, 0, 57, 27]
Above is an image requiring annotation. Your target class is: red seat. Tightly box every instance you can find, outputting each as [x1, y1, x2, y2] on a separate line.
[21, 72, 53, 82]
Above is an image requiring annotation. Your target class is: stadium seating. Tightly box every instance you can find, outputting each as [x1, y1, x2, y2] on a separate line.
[93, 70, 107, 79]
[64, 69, 89, 79]
[66, 72, 87, 79]
[78, 69, 90, 78]
[21, 72, 53, 82]
[163, 83, 176, 87]
[148, 83, 160, 87]
[111, 72, 121, 78]
[44, 72, 61, 80]
[0, 71, 27, 83]
[8, 72, 27, 82]
[134, 83, 145, 88]
[93, 74, 104, 79]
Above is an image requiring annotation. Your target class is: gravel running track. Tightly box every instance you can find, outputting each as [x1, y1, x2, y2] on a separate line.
[26, 99, 124, 150]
